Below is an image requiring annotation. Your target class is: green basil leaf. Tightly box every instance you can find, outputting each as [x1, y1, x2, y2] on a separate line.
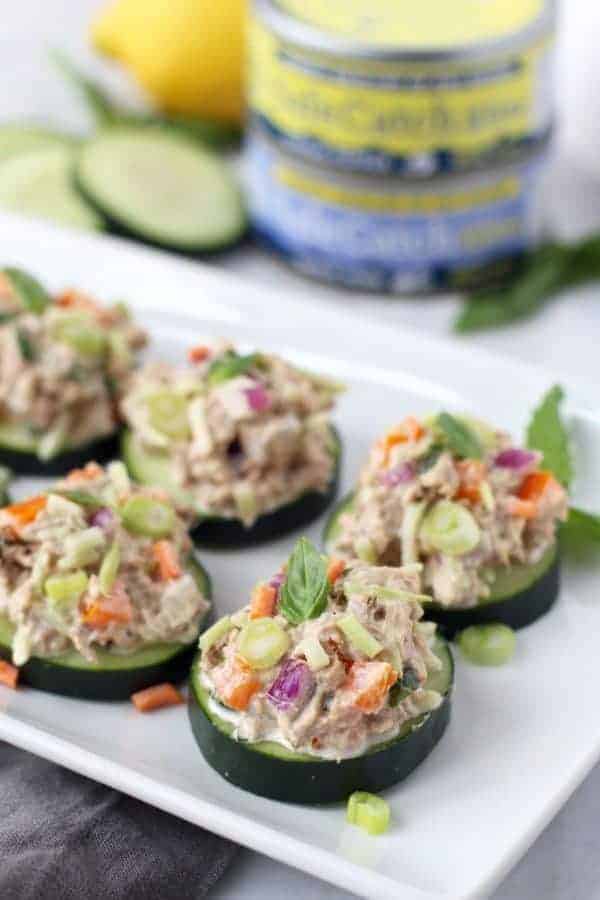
[561, 507, 600, 561]
[16, 328, 35, 361]
[417, 443, 444, 473]
[3, 267, 51, 314]
[206, 351, 260, 387]
[526, 385, 573, 488]
[53, 490, 105, 510]
[279, 537, 329, 625]
[436, 413, 483, 460]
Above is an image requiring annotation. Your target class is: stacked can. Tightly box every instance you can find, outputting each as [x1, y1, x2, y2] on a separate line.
[244, 0, 556, 292]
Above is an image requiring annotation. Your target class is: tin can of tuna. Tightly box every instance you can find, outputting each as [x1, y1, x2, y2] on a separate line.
[244, 127, 550, 293]
[249, 0, 555, 177]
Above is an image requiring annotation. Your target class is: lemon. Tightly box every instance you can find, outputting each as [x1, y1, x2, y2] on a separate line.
[91, 0, 246, 125]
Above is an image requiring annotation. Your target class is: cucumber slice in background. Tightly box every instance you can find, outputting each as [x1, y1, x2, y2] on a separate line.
[0, 124, 76, 164]
[0, 423, 120, 476]
[122, 426, 342, 547]
[323, 493, 560, 633]
[75, 129, 247, 252]
[0, 555, 211, 700]
[0, 145, 103, 231]
[188, 635, 453, 804]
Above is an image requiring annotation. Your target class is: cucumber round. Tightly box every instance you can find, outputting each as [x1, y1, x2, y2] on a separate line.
[75, 129, 247, 252]
[324, 494, 560, 634]
[0, 423, 121, 476]
[188, 635, 453, 804]
[0, 556, 211, 700]
[0, 124, 76, 164]
[122, 427, 341, 548]
[0, 145, 103, 231]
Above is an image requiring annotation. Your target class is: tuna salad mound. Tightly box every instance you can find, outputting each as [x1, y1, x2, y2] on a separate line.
[0, 268, 146, 465]
[196, 538, 445, 762]
[0, 462, 210, 672]
[121, 340, 341, 532]
[328, 413, 568, 611]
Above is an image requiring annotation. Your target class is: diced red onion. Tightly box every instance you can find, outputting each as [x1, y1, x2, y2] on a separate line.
[267, 659, 314, 711]
[89, 507, 114, 531]
[245, 384, 272, 413]
[269, 571, 286, 600]
[379, 462, 415, 487]
[495, 449, 537, 469]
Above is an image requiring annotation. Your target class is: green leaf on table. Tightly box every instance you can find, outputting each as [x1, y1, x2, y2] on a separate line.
[561, 508, 600, 560]
[436, 413, 483, 460]
[526, 385, 573, 488]
[279, 537, 329, 625]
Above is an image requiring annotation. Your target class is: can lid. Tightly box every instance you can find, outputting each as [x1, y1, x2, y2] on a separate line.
[258, 0, 555, 60]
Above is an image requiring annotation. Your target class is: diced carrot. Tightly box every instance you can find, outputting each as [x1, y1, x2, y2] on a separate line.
[131, 682, 184, 712]
[64, 462, 103, 484]
[347, 661, 398, 714]
[188, 345, 212, 364]
[219, 655, 261, 711]
[327, 557, 346, 584]
[249, 583, 277, 619]
[2, 495, 47, 530]
[456, 459, 487, 503]
[152, 541, 182, 581]
[55, 288, 100, 313]
[82, 581, 133, 629]
[506, 497, 538, 520]
[380, 417, 424, 463]
[0, 660, 19, 689]
[518, 470, 559, 503]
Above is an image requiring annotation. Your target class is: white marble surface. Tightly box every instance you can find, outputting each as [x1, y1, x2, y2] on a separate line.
[2, 1, 599, 897]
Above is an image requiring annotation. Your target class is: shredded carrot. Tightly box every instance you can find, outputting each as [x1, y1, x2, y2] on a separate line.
[219, 655, 261, 711]
[518, 470, 559, 503]
[456, 459, 487, 503]
[327, 558, 346, 584]
[2, 495, 47, 530]
[347, 661, 398, 714]
[506, 497, 538, 519]
[0, 660, 19, 689]
[65, 462, 104, 484]
[249, 583, 277, 619]
[188, 345, 211, 364]
[131, 682, 184, 712]
[83, 581, 133, 629]
[152, 541, 182, 581]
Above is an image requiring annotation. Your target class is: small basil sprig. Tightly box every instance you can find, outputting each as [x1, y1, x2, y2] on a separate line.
[436, 413, 483, 460]
[526, 385, 573, 488]
[2, 267, 51, 315]
[207, 351, 260, 387]
[279, 537, 329, 625]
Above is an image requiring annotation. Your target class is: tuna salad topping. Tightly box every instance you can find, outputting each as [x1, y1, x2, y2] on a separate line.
[331, 413, 568, 609]
[121, 341, 341, 525]
[0, 462, 209, 665]
[199, 537, 443, 760]
[0, 269, 146, 457]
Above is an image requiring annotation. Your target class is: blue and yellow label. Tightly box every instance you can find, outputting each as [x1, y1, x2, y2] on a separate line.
[249, 14, 554, 174]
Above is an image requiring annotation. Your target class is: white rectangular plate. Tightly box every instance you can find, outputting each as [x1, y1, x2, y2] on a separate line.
[0, 215, 598, 900]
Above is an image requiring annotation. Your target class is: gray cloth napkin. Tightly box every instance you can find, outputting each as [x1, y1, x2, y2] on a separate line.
[0, 741, 238, 900]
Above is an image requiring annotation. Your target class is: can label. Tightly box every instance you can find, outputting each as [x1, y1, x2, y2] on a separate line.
[249, 18, 553, 175]
[245, 134, 546, 292]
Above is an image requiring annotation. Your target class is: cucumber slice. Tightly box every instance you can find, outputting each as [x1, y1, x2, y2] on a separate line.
[0, 124, 76, 164]
[0, 556, 211, 700]
[188, 635, 453, 804]
[0, 423, 120, 476]
[122, 426, 342, 547]
[75, 129, 247, 252]
[324, 493, 560, 634]
[0, 146, 103, 231]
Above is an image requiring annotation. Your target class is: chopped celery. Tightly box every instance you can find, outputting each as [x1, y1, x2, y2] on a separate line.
[238, 619, 290, 670]
[479, 480, 495, 512]
[347, 792, 391, 836]
[120, 495, 175, 538]
[107, 460, 130, 494]
[401, 501, 427, 564]
[53, 313, 107, 358]
[199, 616, 233, 653]
[58, 526, 105, 569]
[233, 483, 257, 524]
[295, 636, 329, 671]
[338, 614, 382, 658]
[45, 570, 88, 609]
[99, 541, 120, 594]
[37, 420, 67, 460]
[108, 331, 132, 366]
[147, 391, 190, 440]
[457, 415, 498, 450]
[458, 624, 516, 666]
[355, 537, 377, 564]
[420, 500, 480, 556]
